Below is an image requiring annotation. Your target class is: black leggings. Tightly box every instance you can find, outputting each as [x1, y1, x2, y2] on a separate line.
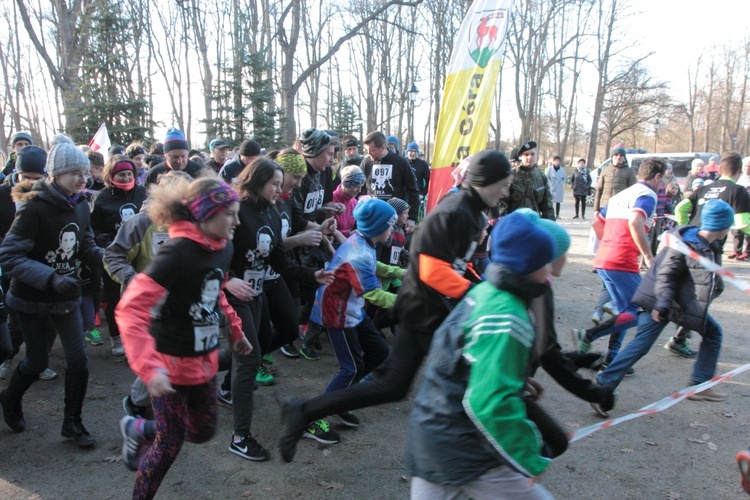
[301, 324, 429, 421]
[259, 278, 300, 355]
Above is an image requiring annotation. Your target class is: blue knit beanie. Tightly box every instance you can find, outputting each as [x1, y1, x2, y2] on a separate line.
[385, 135, 399, 151]
[513, 208, 570, 260]
[163, 127, 189, 153]
[700, 199, 734, 231]
[354, 198, 397, 239]
[406, 142, 419, 152]
[491, 212, 554, 275]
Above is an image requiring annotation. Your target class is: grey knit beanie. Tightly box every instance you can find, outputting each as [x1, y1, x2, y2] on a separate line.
[47, 134, 90, 177]
[298, 128, 332, 158]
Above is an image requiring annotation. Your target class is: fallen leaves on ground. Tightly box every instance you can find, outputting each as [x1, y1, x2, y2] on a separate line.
[318, 481, 343, 490]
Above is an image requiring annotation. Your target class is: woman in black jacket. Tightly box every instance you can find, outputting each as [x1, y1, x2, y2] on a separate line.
[90, 155, 147, 356]
[0, 135, 103, 447]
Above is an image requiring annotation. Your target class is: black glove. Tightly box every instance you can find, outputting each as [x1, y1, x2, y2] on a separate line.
[49, 274, 81, 296]
[95, 233, 113, 248]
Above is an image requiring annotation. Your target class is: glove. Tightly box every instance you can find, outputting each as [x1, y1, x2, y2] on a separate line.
[95, 233, 113, 248]
[49, 273, 81, 296]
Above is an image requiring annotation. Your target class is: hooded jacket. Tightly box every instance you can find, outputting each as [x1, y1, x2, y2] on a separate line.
[115, 221, 244, 386]
[631, 226, 721, 334]
[0, 179, 102, 314]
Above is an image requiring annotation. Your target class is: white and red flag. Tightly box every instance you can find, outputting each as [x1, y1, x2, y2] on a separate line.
[88, 123, 111, 160]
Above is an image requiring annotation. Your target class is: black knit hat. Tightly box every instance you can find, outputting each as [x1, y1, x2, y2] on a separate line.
[239, 140, 261, 157]
[298, 128, 332, 158]
[11, 131, 33, 147]
[466, 150, 512, 187]
[15, 145, 47, 175]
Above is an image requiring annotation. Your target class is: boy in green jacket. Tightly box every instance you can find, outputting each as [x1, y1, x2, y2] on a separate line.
[405, 211, 557, 499]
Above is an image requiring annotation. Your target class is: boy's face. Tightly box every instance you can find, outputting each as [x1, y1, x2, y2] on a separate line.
[371, 225, 393, 243]
[397, 211, 409, 225]
[525, 263, 552, 284]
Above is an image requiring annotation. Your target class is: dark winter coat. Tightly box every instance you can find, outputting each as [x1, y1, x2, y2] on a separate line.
[0, 179, 102, 314]
[570, 166, 592, 197]
[631, 226, 721, 334]
[361, 152, 420, 220]
[408, 157, 431, 197]
[594, 162, 637, 211]
[0, 174, 20, 239]
[144, 159, 203, 187]
[90, 185, 148, 248]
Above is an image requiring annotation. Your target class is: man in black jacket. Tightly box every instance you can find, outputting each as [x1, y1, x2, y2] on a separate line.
[144, 128, 203, 186]
[360, 131, 419, 233]
[592, 199, 735, 416]
[405, 141, 430, 200]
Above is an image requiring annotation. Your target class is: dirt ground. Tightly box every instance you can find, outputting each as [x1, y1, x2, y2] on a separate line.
[2, 201, 750, 499]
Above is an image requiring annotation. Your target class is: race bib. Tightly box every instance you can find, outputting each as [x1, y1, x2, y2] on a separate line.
[390, 246, 402, 265]
[243, 269, 264, 294]
[152, 232, 169, 255]
[193, 324, 219, 352]
[303, 189, 324, 214]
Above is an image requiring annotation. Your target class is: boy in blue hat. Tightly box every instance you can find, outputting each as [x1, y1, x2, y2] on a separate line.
[405, 212, 557, 498]
[300, 198, 404, 444]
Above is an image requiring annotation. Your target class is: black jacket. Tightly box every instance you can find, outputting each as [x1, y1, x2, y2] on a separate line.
[408, 157, 431, 197]
[90, 185, 148, 247]
[361, 152, 420, 220]
[632, 226, 721, 334]
[0, 179, 102, 314]
[0, 173, 20, 239]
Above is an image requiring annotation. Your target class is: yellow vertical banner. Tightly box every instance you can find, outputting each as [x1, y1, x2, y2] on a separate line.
[426, 0, 513, 212]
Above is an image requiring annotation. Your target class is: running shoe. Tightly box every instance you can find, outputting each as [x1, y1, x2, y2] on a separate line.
[84, 329, 104, 346]
[663, 336, 697, 358]
[280, 343, 300, 358]
[120, 416, 151, 471]
[229, 434, 269, 461]
[303, 419, 340, 444]
[256, 365, 275, 386]
[39, 368, 58, 381]
[591, 401, 610, 418]
[336, 412, 360, 428]
[570, 328, 592, 353]
[299, 345, 320, 361]
[122, 395, 149, 418]
[111, 337, 125, 357]
[602, 302, 619, 317]
[736, 449, 750, 494]
[591, 312, 603, 325]
[217, 389, 233, 408]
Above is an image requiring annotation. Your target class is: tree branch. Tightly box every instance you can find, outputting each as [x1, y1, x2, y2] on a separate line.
[14, 0, 70, 91]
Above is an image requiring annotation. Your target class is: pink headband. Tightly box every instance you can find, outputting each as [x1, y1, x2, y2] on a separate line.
[188, 182, 240, 222]
[112, 161, 134, 175]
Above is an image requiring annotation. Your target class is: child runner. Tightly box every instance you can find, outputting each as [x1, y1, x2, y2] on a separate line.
[405, 212, 556, 499]
[305, 198, 402, 441]
[0, 135, 102, 447]
[115, 178, 252, 498]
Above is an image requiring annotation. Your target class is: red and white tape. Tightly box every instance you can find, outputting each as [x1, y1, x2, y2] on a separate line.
[570, 363, 750, 443]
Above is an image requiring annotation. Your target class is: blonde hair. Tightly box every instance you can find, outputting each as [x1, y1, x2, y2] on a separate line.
[147, 176, 223, 227]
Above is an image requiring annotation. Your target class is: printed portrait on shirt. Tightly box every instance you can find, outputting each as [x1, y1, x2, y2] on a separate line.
[45, 222, 80, 276]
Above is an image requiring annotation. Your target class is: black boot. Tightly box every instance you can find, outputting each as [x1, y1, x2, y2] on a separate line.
[61, 369, 96, 448]
[0, 365, 38, 432]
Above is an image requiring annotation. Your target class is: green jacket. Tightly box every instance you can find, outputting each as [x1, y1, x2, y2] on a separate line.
[504, 165, 555, 220]
[103, 211, 168, 289]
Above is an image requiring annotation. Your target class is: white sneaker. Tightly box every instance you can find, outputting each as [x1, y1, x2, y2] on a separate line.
[0, 359, 12, 379]
[591, 312, 603, 325]
[111, 337, 125, 357]
[39, 368, 58, 380]
[602, 302, 619, 317]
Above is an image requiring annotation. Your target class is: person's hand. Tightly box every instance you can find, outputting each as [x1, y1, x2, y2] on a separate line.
[233, 336, 253, 355]
[148, 372, 175, 398]
[651, 309, 666, 322]
[643, 254, 654, 269]
[225, 277, 257, 301]
[322, 202, 345, 215]
[525, 377, 545, 401]
[50, 274, 81, 296]
[314, 269, 335, 285]
[320, 217, 338, 235]
[298, 230, 323, 247]
[405, 219, 416, 234]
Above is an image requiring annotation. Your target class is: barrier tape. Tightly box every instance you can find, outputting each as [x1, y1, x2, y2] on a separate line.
[569, 363, 750, 443]
[663, 232, 750, 295]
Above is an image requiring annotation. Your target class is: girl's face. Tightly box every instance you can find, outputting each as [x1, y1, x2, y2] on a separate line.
[282, 173, 304, 194]
[113, 169, 134, 183]
[262, 170, 283, 204]
[668, 185, 679, 197]
[55, 170, 87, 196]
[132, 154, 145, 169]
[200, 201, 240, 241]
[397, 210, 409, 225]
[341, 184, 362, 199]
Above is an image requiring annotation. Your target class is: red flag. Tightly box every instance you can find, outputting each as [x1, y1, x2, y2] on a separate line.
[88, 123, 111, 160]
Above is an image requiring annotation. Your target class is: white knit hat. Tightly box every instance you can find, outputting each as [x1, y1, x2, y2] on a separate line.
[46, 134, 90, 177]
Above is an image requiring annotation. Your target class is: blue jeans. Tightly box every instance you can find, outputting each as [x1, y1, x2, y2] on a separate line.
[598, 312, 723, 390]
[596, 269, 641, 360]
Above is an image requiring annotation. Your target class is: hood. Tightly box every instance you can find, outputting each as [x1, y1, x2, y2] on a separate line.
[11, 178, 84, 210]
[168, 219, 228, 252]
